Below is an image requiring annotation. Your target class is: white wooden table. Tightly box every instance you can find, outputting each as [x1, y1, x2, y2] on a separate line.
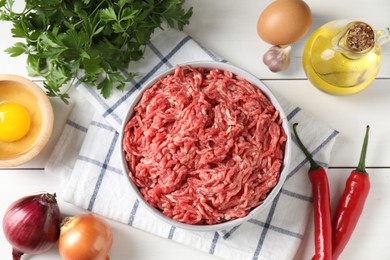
[1, 0, 389, 259]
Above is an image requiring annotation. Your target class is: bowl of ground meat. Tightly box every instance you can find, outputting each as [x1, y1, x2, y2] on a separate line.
[120, 61, 291, 231]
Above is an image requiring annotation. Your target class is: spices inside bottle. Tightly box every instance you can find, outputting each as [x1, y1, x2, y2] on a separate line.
[343, 22, 375, 53]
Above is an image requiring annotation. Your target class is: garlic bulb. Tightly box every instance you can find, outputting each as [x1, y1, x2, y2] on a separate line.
[263, 45, 292, 72]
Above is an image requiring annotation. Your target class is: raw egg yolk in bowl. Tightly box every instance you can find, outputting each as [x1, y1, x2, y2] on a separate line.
[0, 102, 31, 142]
[0, 75, 53, 166]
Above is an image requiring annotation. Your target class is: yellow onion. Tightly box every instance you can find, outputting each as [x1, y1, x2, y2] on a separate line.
[58, 213, 113, 260]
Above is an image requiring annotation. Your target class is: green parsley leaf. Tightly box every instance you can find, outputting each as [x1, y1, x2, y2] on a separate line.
[98, 71, 125, 99]
[5, 42, 27, 57]
[100, 7, 117, 22]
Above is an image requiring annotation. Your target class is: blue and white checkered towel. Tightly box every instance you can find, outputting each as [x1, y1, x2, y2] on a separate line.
[46, 28, 339, 260]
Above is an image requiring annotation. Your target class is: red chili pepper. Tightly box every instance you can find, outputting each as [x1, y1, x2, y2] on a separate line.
[293, 123, 332, 260]
[332, 126, 370, 260]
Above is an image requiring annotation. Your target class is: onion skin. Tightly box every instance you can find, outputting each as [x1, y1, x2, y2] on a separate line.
[59, 214, 113, 260]
[2, 193, 61, 260]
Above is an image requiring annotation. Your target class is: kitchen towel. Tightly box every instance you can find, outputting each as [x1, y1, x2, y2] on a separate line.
[46, 28, 339, 260]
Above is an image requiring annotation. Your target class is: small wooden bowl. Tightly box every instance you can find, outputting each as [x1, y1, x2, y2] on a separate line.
[0, 75, 54, 167]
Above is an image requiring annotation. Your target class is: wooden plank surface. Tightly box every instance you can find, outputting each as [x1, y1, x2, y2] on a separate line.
[1, 0, 389, 259]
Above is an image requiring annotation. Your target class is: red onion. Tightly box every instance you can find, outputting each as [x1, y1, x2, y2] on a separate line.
[2, 193, 61, 260]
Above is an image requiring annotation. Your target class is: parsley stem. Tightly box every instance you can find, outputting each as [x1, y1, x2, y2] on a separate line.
[91, 0, 107, 17]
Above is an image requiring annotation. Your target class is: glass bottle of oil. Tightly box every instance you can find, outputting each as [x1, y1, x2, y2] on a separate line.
[302, 20, 389, 95]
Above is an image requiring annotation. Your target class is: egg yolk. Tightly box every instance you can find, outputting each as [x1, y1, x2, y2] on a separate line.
[0, 102, 31, 142]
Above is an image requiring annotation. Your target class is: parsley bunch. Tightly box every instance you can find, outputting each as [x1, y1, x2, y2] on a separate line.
[0, 0, 192, 103]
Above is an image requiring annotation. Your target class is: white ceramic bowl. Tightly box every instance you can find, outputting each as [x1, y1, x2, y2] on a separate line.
[120, 61, 291, 231]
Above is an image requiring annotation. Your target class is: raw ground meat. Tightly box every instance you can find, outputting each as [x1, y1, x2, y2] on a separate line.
[123, 65, 287, 225]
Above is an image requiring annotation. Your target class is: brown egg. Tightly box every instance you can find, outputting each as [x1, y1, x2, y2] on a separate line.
[257, 0, 312, 46]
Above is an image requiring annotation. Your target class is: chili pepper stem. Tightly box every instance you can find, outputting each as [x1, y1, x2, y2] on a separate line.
[292, 123, 321, 171]
[356, 125, 369, 173]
